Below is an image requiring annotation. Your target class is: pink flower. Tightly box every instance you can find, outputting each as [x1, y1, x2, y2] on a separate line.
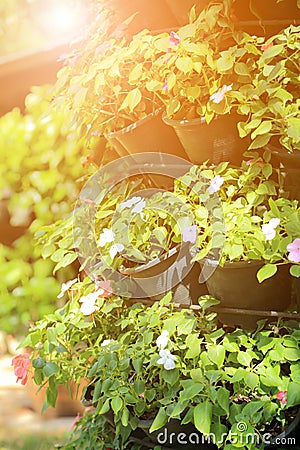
[12, 353, 30, 385]
[208, 175, 224, 194]
[57, 278, 77, 299]
[246, 160, 263, 167]
[262, 42, 273, 52]
[287, 238, 300, 263]
[162, 79, 168, 92]
[262, 218, 280, 241]
[96, 280, 112, 297]
[276, 390, 287, 405]
[70, 413, 81, 430]
[170, 31, 180, 46]
[210, 84, 233, 104]
[182, 225, 197, 244]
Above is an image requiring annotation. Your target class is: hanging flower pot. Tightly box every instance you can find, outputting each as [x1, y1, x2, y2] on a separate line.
[164, 0, 210, 26]
[121, 245, 207, 305]
[162, 113, 248, 166]
[270, 146, 300, 201]
[106, 108, 187, 159]
[202, 259, 292, 328]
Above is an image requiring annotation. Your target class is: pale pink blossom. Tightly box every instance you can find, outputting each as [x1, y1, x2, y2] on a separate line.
[210, 84, 233, 104]
[170, 31, 180, 46]
[208, 175, 224, 194]
[69, 413, 81, 430]
[276, 390, 287, 405]
[182, 225, 197, 244]
[12, 353, 30, 385]
[262, 218, 280, 241]
[287, 238, 300, 263]
[162, 79, 168, 92]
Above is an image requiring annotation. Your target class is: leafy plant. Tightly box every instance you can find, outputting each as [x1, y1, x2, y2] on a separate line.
[18, 290, 300, 449]
[236, 25, 300, 151]
[147, 2, 263, 122]
[0, 85, 94, 335]
[174, 150, 300, 281]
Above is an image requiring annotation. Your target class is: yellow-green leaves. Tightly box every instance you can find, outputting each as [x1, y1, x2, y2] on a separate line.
[120, 88, 142, 112]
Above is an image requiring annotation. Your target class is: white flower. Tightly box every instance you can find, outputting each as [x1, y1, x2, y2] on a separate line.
[207, 175, 224, 194]
[57, 278, 77, 299]
[209, 84, 232, 104]
[156, 330, 169, 350]
[157, 349, 177, 370]
[109, 243, 124, 259]
[262, 218, 280, 241]
[131, 199, 146, 214]
[98, 228, 115, 247]
[101, 339, 114, 347]
[79, 290, 101, 315]
[119, 196, 142, 210]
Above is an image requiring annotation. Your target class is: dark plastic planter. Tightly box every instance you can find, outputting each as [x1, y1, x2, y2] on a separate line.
[106, 108, 187, 158]
[165, 0, 209, 26]
[162, 113, 248, 166]
[202, 260, 292, 328]
[137, 418, 217, 450]
[265, 407, 300, 448]
[269, 146, 300, 201]
[121, 245, 207, 305]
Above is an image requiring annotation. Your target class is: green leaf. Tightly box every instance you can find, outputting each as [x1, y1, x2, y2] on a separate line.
[290, 265, 300, 278]
[149, 407, 168, 432]
[251, 121, 272, 139]
[257, 264, 277, 283]
[249, 134, 271, 150]
[32, 357, 45, 369]
[207, 345, 225, 368]
[234, 62, 250, 76]
[287, 382, 300, 407]
[53, 252, 78, 273]
[43, 362, 59, 377]
[46, 385, 58, 408]
[216, 387, 230, 414]
[185, 334, 201, 358]
[245, 372, 259, 389]
[111, 396, 123, 414]
[175, 56, 193, 74]
[237, 351, 252, 367]
[284, 347, 300, 361]
[121, 407, 129, 426]
[120, 88, 142, 113]
[194, 401, 212, 434]
[180, 382, 204, 402]
[99, 398, 110, 414]
[134, 380, 145, 395]
[161, 368, 179, 386]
